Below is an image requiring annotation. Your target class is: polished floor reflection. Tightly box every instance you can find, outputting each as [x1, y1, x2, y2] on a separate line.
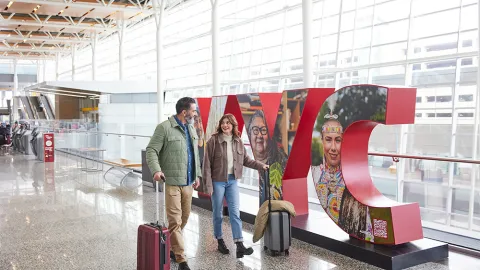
[0, 153, 479, 270]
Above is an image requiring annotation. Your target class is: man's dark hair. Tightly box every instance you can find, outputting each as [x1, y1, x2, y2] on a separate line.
[175, 97, 196, 114]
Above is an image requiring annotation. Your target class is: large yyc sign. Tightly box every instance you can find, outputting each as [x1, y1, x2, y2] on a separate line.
[192, 84, 423, 245]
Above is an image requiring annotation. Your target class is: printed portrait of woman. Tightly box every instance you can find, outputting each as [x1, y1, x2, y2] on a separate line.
[311, 101, 374, 242]
[246, 110, 287, 204]
[194, 111, 205, 165]
[311, 112, 345, 223]
[248, 111, 269, 164]
[194, 110, 206, 193]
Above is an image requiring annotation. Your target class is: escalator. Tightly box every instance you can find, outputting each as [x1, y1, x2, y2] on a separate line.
[20, 96, 35, 119]
[39, 95, 55, 120]
[18, 95, 55, 120]
[28, 97, 47, 119]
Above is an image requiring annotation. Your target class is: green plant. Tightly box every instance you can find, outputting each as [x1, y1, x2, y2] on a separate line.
[270, 162, 283, 189]
[311, 137, 324, 166]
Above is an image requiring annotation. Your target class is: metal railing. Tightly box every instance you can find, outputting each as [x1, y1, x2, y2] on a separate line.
[368, 152, 480, 165]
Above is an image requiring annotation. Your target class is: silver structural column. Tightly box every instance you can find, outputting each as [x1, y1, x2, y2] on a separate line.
[36, 60, 40, 83]
[211, 0, 220, 96]
[92, 33, 97, 80]
[302, 0, 313, 88]
[154, 0, 166, 124]
[469, 0, 480, 230]
[72, 44, 76, 81]
[118, 16, 126, 80]
[12, 59, 18, 121]
[55, 53, 59, 80]
[42, 60, 46, 82]
[333, 0, 344, 89]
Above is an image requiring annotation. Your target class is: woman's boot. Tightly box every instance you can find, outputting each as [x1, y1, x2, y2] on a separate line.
[236, 241, 254, 258]
[217, 239, 230, 254]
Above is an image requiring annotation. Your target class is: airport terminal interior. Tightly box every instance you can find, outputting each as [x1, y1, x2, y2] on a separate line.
[1, 0, 480, 269]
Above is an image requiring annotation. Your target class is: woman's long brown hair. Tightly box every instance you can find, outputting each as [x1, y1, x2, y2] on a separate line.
[216, 113, 241, 137]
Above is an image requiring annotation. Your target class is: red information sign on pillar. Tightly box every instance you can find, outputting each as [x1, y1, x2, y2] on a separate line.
[43, 133, 55, 163]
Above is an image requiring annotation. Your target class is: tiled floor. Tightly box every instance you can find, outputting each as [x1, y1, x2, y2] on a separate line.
[0, 153, 479, 270]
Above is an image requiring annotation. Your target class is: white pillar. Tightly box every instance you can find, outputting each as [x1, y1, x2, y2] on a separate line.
[36, 60, 40, 83]
[302, 0, 313, 88]
[55, 53, 60, 81]
[468, 1, 480, 230]
[154, 0, 166, 123]
[118, 16, 126, 80]
[72, 44, 76, 81]
[333, 0, 344, 89]
[92, 33, 97, 81]
[0, 91, 4, 107]
[42, 60, 46, 82]
[13, 59, 18, 121]
[211, 0, 220, 96]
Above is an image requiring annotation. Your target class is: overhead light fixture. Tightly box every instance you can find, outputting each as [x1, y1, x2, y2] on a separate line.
[37, 87, 100, 97]
[32, 4, 41, 13]
[5, 1, 14, 10]
[30, 90, 87, 98]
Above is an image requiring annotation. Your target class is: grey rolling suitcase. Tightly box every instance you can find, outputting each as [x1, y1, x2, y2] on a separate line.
[263, 169, 291, 256]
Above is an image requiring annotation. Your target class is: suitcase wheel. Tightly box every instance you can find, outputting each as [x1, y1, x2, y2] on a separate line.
[263, 246, 268, 251]
[285, 249, 289, 256]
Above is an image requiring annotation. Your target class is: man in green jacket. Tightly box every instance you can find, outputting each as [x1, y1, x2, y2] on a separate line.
[146, 97, 201, 270]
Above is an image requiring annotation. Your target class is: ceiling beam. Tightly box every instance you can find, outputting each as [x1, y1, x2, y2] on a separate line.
[0, 55, 55, 60]
[0, 35, 91, 44]
[0, 20, 117, 32]
[0, 47, 67, 53]
[14, 0, 153, 13]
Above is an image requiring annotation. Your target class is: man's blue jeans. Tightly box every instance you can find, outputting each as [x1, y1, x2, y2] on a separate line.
[212, 174, 243, 242]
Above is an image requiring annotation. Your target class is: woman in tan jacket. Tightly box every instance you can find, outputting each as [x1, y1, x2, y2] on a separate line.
[203, 113, 268, 258]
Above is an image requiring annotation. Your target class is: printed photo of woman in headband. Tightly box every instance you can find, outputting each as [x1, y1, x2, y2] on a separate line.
[311, 86, 388, 242]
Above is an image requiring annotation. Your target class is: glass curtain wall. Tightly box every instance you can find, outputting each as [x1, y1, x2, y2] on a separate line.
[57, 0, 480, 243]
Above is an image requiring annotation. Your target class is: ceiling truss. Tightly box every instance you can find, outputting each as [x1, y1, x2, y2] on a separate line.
[0, 0, 154, 60]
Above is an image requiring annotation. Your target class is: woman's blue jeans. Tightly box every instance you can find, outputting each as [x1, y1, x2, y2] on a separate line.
[212, 174, 243, 242]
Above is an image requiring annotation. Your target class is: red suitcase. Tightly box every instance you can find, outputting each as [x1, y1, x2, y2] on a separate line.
[137, 182, 171, 270]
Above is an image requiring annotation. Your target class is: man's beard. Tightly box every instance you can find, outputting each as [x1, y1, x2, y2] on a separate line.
[186, 116, 194, 125]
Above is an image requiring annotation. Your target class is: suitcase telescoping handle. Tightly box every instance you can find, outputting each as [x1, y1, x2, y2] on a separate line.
[265, 166, 272, 213]
[155, 181, 168, 270]
[155, 178, 167, 227]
